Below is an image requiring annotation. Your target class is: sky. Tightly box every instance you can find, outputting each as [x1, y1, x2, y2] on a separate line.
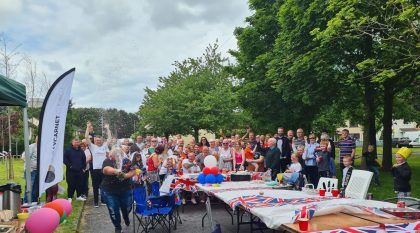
[0, 0, 251, 112]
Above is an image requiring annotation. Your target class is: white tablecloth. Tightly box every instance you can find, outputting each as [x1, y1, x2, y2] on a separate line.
[196, 181, 397, 229]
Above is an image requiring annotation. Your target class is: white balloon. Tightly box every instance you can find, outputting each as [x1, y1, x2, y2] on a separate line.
[204, 155, 217, 167]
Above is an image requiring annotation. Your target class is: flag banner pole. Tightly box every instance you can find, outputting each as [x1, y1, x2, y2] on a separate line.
[37, 68, 75, 198]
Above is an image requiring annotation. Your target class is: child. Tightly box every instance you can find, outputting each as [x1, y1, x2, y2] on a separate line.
[341, 155, 353, 191]
[363, 145, 380, 185]
[316, 133, 331, 178]
[131, 152, 145, 186]
[282, 154, 302, 185]
[392, 147, 412, 198]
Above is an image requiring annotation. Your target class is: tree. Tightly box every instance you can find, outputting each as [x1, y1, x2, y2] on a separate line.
[138, 43, 248, 140]
[313, 0, 419, 170]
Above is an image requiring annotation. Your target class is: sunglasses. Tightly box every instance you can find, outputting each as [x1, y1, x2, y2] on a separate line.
[223, 143, 228, 145]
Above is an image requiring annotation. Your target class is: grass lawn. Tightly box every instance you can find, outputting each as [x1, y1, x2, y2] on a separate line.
[336, 147, 420, 200]
[0, 159, 84, 233]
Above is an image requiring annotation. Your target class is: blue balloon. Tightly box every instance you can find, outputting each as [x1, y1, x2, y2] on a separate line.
[205, 174, 216, 184]
[198, 173, 206, 184]
[216, 174, 224, 184]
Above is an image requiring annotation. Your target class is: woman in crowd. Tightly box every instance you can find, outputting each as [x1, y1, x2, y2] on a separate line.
[303, 134, 319, 187]
[233, 142, 245, 171]
[218, 139, 233, 171]
[146, 145, 163, 195]
[198, 137, 210, 151]
[102, 148, 135, 233]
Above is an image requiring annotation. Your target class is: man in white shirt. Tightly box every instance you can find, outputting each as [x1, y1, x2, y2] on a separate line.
[135, 135, 145, 151]
[182, 152, 201, 174]
[85, 121, 111, 207]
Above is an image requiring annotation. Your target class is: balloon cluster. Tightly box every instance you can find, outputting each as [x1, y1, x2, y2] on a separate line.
[198, 155, 224, 185]
[25, 199, 72, 233]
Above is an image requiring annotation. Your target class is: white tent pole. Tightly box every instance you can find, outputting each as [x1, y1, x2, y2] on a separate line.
[23, 107, 32, 203]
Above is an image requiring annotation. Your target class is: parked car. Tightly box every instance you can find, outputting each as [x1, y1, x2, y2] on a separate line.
[392, 137, 412, 148]
[409, 137, 420, 148]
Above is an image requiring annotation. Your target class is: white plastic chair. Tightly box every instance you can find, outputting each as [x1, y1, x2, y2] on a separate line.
[317, 177, 338, 192]
[345, 169, 373, 199]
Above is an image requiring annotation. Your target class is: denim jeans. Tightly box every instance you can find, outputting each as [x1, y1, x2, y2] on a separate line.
[102, 189, 133, 230]
[329, 158, 336, 177]
[367, 165, 380, 185]
[24, 170, 39, 203]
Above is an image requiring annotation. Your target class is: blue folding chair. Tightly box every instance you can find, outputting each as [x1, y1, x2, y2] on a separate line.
[148, 192, 177, 233]
[133, 186, 159, 233]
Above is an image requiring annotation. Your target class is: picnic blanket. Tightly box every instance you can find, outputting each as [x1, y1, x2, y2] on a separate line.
[315, 220, 420, 233]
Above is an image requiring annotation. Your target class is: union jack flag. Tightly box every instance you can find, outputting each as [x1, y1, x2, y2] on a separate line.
[317, 220, 420, 233]
[228, 195, 333, 210]
[292, 205, 317, 223]
[171, 178, 198, 193]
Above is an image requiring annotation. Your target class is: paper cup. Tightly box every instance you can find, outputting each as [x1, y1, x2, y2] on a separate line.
[331, 189, 339, 197]
[299, 218, 309, 231]
[319, 189, 326, 196]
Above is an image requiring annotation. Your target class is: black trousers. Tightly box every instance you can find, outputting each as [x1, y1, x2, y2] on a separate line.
[67, 170, 84, 199]
[91, 169, 104, 204]
[305, 166, 319, 188]
[82, 169, 90, 197]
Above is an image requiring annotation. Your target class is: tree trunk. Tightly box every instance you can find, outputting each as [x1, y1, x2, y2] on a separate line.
[382, 81, 394, 171]
[193, 128, 199, 143]
[361, 80, 377, 170]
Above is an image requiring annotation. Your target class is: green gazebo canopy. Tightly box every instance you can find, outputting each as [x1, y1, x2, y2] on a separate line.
[0, 74, 27, 107]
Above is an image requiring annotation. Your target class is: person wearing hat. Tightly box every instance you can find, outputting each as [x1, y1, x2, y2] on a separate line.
[391, 147, 412, 198]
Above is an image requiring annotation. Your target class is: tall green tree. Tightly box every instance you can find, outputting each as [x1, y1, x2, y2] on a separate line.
[138, 43, 248, 140]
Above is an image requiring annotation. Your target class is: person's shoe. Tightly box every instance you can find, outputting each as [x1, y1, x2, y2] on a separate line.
[67, 198, 72, 203]
[115, 228, 122, 233]
[182, 198, 186, 205]
[76, 196, 86, 201]
[124, 218, 130, 227]
[81, 194, 87, 199]
[94, 202, 99, 208]
[101, 202, 107, 206]
[191, 198, 197, 205]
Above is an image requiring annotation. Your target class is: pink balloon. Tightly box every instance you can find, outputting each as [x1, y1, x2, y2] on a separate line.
[26, 208, 60, 233]
[52, 198, 72, 216]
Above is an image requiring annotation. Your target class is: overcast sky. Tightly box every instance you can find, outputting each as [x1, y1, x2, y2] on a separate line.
[0, 0, 251, 112]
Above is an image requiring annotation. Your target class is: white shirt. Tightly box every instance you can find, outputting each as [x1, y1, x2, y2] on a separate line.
[182, 159, 200, 174]
[141, 148, 148, 169]
[289, 162, 302, 173]
[89, 143, 109, 169]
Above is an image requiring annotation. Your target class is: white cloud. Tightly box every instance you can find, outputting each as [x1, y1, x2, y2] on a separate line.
[0, 0, 250, 112]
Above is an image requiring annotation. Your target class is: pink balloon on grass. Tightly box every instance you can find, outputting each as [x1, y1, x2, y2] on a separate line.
[52, 198, 72, 216]
[26, 208, 60, 233]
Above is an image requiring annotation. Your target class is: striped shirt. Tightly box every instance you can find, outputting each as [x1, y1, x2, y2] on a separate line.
[338, 137, 355, 163]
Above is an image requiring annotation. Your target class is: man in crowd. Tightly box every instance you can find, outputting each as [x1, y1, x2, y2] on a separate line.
[85, 121, 112, 207]
[196, 146, 210, 169]
[293, 128, 306, 152]
[135, 135, 145, 151]
[64, 138, 87, 201]
[337, 129, 355, 171]
[23, 136, 39, 203]
[264, 138, 281, 180]
[276, 127, 291, 172]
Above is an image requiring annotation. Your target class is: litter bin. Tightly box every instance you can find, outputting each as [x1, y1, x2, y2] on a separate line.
[0, 183, 22, 217]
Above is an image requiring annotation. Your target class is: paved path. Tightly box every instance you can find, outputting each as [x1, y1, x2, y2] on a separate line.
[79, 193, 245, 233]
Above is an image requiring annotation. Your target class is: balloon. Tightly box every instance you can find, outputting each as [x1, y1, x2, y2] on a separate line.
[203, 167, 211, 175]
[205, 174, 216, 184]
[197, 173, 206, 184]
[43, 202, 64, 217]
[204, 155, 217, 167]
[210, 166, 219, 176]
[26, 208, 60, 233]
[216, 174, 224, 184]
[59, 212, 67, 224]
[52, 199, 72, 217]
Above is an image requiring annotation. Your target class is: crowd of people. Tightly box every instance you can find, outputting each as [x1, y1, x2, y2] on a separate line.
[22, 123, 412, 233]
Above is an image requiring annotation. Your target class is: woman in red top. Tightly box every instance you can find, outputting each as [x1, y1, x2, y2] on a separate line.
[147, 145, 163, 195]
